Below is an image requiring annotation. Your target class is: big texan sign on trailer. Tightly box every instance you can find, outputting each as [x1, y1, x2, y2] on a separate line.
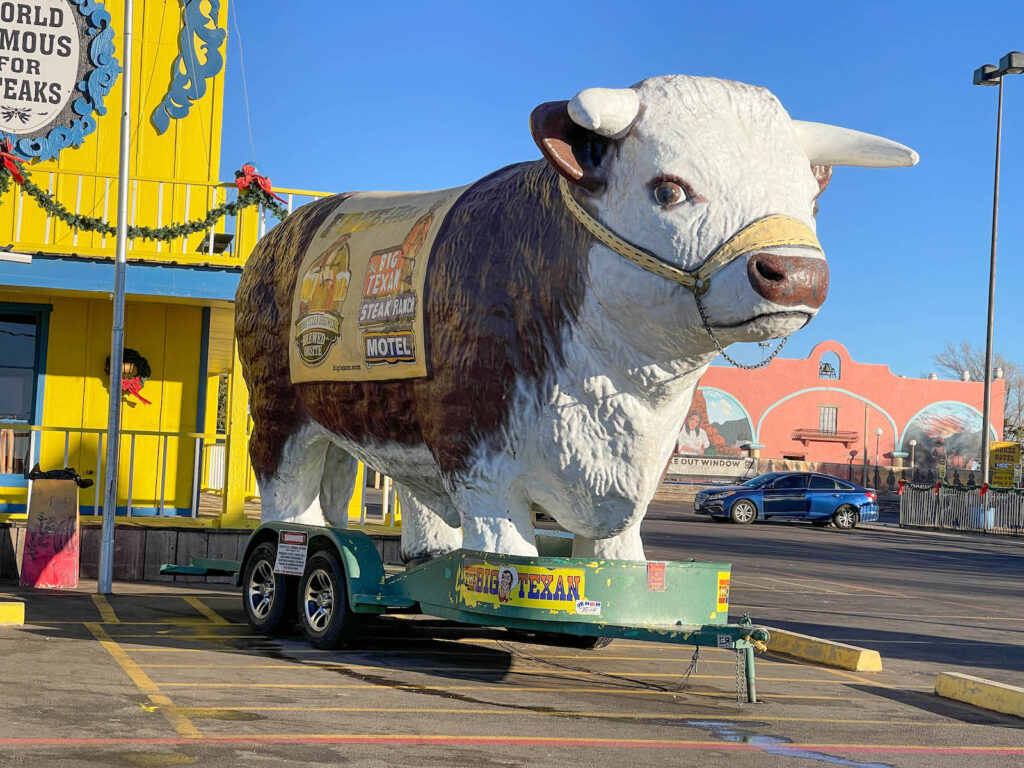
[0, 0, 119, 160]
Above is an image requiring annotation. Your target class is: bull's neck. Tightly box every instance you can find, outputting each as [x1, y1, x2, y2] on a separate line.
[561, 288, 717, 407]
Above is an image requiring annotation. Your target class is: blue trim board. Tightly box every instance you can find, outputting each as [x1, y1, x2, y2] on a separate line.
[196, 307, 211, 430]
[0, 255, 241, 301]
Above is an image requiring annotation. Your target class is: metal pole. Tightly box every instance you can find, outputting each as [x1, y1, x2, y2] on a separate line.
[862, 405, 868, 486]
[981, 76, 1003, 486]
[98, 1, 133, 595]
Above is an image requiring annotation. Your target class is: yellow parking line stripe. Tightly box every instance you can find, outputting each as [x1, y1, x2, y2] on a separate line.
[90, 594, 119, 624]
[85, 623, 201, 739]
[183, 597, 230, 626]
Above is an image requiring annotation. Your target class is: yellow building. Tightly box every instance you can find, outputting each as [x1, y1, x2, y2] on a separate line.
[0, 1, 348, 526]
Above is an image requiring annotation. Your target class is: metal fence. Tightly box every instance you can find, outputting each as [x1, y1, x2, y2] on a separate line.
[1, 423, 229, 518]
[899, 484, 1024, 536]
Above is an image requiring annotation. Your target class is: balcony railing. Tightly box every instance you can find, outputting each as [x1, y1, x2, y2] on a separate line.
[0, 168, 331, 267]
[791, 428, 860, 446]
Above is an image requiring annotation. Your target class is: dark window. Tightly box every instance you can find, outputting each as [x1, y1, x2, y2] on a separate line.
[819, 406, 838, 434]
[773, 474, 808, 490]
[809, 476, 839, 490]
[0, 313, 37, 421]
[836, 481, 855, 491]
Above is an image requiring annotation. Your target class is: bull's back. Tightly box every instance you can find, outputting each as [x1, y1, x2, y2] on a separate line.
[238, 161, 590, 477]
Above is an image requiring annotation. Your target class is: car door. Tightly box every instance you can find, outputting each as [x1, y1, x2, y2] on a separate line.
[806, 475, 841, 519]
[763, 474, 809, 517]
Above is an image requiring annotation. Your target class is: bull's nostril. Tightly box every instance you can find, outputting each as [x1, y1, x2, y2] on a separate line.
[755, 258, 785, 282]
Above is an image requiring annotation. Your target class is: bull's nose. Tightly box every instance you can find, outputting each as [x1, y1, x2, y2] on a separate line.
[746, 253, 829, 309]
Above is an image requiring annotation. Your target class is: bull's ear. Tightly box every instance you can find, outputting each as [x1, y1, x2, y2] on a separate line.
[530, 101, 612, 192]
[811, 165, 832, 216]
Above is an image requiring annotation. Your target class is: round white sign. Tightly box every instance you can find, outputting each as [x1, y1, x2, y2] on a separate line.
[0, 0, 80, 135]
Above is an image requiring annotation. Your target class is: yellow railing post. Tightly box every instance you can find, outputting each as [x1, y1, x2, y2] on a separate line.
[347, 462, 365, 524]
[219, 340, 251, 527]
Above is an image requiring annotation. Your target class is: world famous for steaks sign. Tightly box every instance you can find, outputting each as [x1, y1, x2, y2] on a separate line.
[0, 0, 120, 160]
[289, 186, 466, 383]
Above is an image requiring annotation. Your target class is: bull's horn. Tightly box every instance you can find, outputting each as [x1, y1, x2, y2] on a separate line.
[567, 87, 641, 139]
[794, 121, 919, 168]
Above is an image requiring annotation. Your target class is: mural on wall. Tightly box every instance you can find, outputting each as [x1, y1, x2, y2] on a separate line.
[901, 401, 989, 471]
[674, 388, 753, 457]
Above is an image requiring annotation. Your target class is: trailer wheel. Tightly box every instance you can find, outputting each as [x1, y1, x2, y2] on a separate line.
[242, 542, 292, 636]
[298, 550, 361, 649]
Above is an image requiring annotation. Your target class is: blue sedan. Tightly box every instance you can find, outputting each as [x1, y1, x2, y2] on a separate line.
[693, 472, 879, 529]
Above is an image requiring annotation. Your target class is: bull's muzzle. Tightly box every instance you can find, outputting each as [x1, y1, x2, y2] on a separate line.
[746, 252, 829, 309]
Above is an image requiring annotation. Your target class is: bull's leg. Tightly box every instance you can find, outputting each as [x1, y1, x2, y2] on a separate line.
[571, 523, 645, 560]
[320, 442, 359, 528]
[256, 421, 330, 526]
[454, 487, 537, 557]
[395, 484, 463, 563]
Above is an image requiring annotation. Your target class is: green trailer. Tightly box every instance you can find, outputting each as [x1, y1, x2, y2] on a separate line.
[166, 521, 769, 702]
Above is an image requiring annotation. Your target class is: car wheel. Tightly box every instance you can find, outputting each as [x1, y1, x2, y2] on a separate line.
[729, 499, 757, 525]
[298, 550, 362, 649]
[832, 506, 858, 530]
[242, 542, 293, 636]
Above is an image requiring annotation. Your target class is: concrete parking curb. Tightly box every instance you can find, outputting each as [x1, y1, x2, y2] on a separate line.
[765, 627, 882, 671]
[0, 601, 25, 626]
[935, 672, 1024, 719]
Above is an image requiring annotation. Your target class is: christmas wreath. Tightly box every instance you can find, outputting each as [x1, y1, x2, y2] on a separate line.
[104, 348, 153, 405]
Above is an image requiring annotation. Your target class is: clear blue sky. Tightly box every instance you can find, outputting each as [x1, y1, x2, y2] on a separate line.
[220, 1, 1024, 378]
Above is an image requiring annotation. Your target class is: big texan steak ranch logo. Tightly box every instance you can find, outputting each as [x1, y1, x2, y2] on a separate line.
[294, 233, 351, 366]
[357, 198, 445, 367]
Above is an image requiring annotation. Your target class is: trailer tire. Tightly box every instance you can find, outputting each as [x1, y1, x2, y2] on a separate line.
[298, 550, 361, 649]
[242, 542, 293, 636]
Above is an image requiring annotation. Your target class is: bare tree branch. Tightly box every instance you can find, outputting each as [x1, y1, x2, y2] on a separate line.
[931, 339, 1023, 441]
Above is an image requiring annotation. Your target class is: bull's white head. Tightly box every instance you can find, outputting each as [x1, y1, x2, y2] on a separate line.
[530, 75, 917, 362]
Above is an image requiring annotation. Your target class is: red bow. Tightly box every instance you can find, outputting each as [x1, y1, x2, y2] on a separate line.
[897, 479, 905, 496]
[121, 376, 152, 405]
[980, 482, 989, 497]
[1, 137, 26, 185]
[933, 481, 941, 495]
[235, 163, 286, 203]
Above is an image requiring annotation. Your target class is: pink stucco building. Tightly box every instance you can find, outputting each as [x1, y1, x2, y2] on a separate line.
[687, 341, 1004, 474]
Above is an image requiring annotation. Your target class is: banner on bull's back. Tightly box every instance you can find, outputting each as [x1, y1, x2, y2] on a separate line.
[289, 186, 467, 382]
[457, 560, 590, 615]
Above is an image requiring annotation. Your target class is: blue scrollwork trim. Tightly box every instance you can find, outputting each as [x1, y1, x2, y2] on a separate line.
[0, 0, 121, 162]
[151, 0, 227, 135]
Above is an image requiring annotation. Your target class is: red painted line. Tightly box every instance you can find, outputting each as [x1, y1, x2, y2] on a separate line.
[0, 736, 1021, 755]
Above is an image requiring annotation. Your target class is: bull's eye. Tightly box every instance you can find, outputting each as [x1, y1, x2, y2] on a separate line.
[653, 182, 685, 206]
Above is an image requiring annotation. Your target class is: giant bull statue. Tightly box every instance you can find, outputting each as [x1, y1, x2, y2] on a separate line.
[235, 75, 916, 562]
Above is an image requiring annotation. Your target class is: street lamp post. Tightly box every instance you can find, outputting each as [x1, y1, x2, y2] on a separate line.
[909, 439, 917, 479]
[974, 51, 1024, 485]
[875, 427, 883, 465]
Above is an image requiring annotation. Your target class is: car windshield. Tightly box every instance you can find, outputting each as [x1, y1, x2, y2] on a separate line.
[741, 474, 775, 488]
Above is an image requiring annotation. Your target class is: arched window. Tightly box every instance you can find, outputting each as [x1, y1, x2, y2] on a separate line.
[819, 351, 841, 380]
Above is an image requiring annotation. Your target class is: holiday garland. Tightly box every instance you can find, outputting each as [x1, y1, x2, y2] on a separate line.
[898, 478, 1024, 496]
[0, 141, 289, 242]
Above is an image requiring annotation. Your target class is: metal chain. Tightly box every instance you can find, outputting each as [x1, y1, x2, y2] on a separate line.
[695, 291, 789, 370]
[734, 648, 746, 706]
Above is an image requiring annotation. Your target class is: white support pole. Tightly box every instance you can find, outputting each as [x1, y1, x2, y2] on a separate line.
[98, 1, 133, 595]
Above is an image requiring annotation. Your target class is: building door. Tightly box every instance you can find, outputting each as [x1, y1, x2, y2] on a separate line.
[0, 305, 48, 477]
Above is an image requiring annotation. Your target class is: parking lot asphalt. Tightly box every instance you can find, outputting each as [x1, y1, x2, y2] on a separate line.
[1, 504, 1023, 767]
